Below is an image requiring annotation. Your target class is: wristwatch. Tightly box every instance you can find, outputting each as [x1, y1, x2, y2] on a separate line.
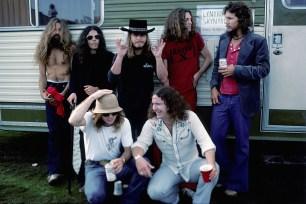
[134, 155, 142, 160]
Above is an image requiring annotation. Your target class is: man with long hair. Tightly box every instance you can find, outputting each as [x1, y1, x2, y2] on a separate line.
[67, 25, 115, 191]
[162, 8, 212, 111]
[69, 89, 149, 203]
[132, 86, 219, 204]
[34, 18, 75, 185]
[108, 19, 168, 144]
[210, 2, 270, 197]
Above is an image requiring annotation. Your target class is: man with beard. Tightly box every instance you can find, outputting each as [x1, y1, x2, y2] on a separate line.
[35, 18, 75, 185]
[108, 19, 168, 146]
[210, 2, 270, 197]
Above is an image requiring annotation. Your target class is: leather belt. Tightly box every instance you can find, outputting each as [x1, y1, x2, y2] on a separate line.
[85, 160, 110, 166]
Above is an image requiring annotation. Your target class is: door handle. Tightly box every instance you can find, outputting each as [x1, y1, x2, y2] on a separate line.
[273, 50, 283, 55]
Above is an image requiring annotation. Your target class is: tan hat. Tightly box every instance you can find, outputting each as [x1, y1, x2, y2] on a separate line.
[92, 94, 122, 114]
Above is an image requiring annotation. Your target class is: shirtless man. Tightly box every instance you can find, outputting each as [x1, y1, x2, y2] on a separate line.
[35, 18, 75, 185]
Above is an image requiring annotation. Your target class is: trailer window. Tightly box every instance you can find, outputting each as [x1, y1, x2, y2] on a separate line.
[30, 0, 102, 26]
[0, 0, 103, 28]
[0, 0, 30, 27]
[282, 0, 306, 8]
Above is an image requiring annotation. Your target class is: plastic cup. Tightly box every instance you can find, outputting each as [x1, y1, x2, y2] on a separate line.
[105, 163, 116, 182]
[200, 164, 213, 183]
[113, 180, 123, 196]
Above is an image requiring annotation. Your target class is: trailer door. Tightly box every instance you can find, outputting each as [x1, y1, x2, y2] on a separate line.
[262, 0, 306, 133]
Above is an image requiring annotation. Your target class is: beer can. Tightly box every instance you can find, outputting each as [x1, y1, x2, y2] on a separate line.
[219, 58, 227, 68]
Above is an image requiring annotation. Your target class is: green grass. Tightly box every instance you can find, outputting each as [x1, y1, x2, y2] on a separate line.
[0, 130, 87, 204]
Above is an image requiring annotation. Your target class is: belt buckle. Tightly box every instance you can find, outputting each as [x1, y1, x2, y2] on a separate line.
[99, 160, 109, 166]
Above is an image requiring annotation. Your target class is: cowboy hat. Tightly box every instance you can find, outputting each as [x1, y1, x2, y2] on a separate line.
[92, 94, 122, 114]
[120, 19, 155, 34]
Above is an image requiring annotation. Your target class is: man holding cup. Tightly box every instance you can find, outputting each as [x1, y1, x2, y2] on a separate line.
[210, 2, 270, 197]
[69, 89, 149, 203]
[131, 86, 219, 204]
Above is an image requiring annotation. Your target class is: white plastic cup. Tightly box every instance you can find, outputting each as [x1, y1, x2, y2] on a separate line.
[113, 180, 123, 196]
[105, 162, 116, 182]
[219, 58, 227, 68]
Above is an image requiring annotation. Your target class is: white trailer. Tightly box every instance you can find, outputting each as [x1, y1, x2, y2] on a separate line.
[0, 0, 305, 141]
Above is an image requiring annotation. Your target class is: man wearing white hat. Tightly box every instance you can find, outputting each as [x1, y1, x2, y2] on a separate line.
[69, 89, 149, 203]
[108, 19, 168, 145]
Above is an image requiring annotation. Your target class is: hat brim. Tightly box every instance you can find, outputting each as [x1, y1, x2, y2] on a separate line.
[92, 107, 122, 114]
[120, 27, 155, 34]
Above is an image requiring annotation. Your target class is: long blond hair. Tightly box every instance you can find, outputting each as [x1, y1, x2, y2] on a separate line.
[126, 33, 152, 58]
[34, 18, 74, 65]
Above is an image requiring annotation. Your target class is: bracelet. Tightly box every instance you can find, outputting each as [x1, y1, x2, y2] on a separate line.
[121, 157, 126, 163]
[134, 155, 142, 160]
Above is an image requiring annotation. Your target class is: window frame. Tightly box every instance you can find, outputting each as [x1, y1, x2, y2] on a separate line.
[282, 0, 306, 9]
[0, 0, 104, 31]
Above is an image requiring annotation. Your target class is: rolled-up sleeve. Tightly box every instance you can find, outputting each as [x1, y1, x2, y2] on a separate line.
[131, 120, 155, 153]
[188, 111, 216, 156]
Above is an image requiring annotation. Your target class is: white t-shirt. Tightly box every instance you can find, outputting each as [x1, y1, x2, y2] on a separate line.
[80, 112, 133, 161]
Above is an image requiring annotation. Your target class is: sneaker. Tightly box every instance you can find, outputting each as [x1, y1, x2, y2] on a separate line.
[181, 188, 195, 198]
[224, 189, 237, 197]
[47, 174, 62, 186]
[79, 185, 84, 193]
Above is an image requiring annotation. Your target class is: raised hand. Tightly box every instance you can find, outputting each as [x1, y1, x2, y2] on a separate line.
[115, 38, 128, 57]
[151, 39, 166, 58]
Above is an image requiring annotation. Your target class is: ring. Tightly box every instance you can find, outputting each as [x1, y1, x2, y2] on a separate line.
[139, 171, 143, 175]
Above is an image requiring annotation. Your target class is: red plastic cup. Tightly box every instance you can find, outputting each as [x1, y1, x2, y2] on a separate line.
[200, 164, 213, 183]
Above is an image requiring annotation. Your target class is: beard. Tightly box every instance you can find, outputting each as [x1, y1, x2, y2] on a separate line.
[132, 44, 144, 50]
[49, 35, 63, 49]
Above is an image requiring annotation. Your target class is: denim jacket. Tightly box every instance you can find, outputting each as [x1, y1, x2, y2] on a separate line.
[132, 111, 215, 181]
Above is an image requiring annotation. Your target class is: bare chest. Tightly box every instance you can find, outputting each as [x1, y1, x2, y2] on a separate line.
[48, 49, 66, 66]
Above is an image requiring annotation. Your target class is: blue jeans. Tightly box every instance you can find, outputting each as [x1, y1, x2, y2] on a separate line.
[45, 81, 71, 175]
[210, 94, 251, 192]
[84, 159, 149, 204]
[147, 159, 218, 204]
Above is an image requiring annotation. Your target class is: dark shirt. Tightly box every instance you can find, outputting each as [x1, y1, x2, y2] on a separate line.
[70, 51, 115, 105]
[108, 54, 156, 115]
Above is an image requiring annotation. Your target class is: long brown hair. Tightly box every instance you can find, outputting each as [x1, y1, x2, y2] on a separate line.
[34, 18, 74, 65]
[162, 8, 196, 42]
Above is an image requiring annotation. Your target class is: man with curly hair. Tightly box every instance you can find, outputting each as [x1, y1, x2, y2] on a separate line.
[34, 18, 75, 185]
[162, 8, 212, 111]
[132, 86, 219, 204]
[210, 2, 270, 197]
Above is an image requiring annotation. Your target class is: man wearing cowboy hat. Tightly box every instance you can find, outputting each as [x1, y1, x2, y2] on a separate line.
[69, 89, 149, 203]
[108, 19, 168, 146]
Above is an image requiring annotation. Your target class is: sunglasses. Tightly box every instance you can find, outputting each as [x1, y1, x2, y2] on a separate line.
[86, 34, 101, 40]
[102, 112, 119, 117]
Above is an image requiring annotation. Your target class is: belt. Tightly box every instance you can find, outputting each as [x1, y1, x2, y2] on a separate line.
[85, 160, 110, 166]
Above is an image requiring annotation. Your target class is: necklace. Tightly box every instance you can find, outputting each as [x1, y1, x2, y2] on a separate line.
[232, 35, 244, 40]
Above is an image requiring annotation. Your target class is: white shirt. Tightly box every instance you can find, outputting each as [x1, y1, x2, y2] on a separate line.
[80, 112, 133, 161]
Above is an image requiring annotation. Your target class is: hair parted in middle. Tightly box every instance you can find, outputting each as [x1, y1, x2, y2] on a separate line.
[34, 18, 74, 65]
[126, 33, 152, 58]
[92, 111, 125, 131]
[224, 1, 253, 34]
[148, 86, 190, 121]
[162, 8, 196, 42]
[77, 25, 108, 63]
